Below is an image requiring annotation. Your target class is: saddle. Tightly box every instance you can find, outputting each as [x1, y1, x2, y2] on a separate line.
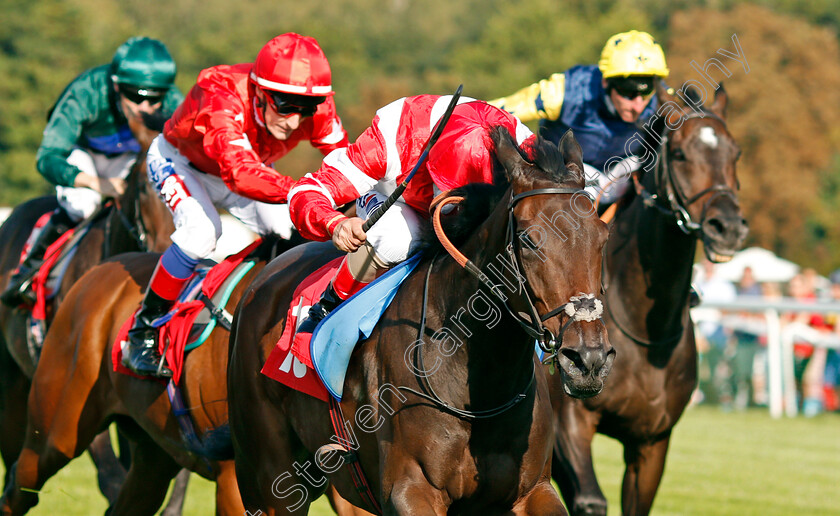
[112, 239, 263, 384]
[19, 213, 85, 361]
[262, 253, 422, 401]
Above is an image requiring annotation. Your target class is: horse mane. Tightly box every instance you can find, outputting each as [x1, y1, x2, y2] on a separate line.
[419, 126, 575, 253]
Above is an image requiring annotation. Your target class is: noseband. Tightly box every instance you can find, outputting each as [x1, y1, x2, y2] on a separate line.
[432, 187, 603, 359]
[400, 187, 604, 420]
[634, 112, 738, 235]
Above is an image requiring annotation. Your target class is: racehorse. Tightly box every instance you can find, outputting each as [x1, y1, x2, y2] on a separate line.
[0, 116, 175, 506]
[550, 85, 748, 516]
[0, 231, 301, 514]
[228, 127, 615, 515]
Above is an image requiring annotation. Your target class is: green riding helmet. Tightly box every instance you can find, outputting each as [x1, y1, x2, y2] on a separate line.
[110, 37, 176, 90]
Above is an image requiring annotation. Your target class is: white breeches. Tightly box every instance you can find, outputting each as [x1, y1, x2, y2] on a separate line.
[355, 191, 427, 266]
[145, 135, 294, 260]
[583, 155, 641, 206]
[55, 148, 136, 222]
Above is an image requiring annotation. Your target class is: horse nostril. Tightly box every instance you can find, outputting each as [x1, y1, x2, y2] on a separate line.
[561, 347, 606, 374]
[706, 217, 725, 236]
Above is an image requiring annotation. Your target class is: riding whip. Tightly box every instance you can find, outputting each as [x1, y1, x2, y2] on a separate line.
[362, 84, 463, 232]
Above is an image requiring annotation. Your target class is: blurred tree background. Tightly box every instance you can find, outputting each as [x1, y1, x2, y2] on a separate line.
[1, 0, 839, 271]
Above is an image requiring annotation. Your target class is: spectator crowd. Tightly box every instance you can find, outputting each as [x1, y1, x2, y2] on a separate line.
[692, 259, 840, 416]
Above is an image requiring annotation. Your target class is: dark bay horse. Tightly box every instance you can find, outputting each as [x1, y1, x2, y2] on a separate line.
[551, 85, 749, 516]
[228, 127, 615, 515]
[0, 118, 174, 504]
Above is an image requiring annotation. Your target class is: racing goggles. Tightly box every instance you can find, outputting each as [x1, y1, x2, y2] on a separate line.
[609, 76, 656, 100]
[119, 84, 167, 105]
[264, 90, 326, 117]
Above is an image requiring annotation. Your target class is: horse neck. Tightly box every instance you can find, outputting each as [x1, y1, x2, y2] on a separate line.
[427, 194, 535, 402]
[606, 189, 697, 344]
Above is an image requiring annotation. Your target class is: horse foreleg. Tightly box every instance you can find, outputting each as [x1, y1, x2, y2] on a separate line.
[87, 429, 127, 505]
[513, 476, 568, 516]
[387, 481, 447, 516]
[0, 347, 112, 514]
[160, 468, 190, 516]
[106, 435, 181, 516]
[620, 435, 671, 516]
[327, 483, 375, 516]
[552, 401, 605, 516]
[213, 460, 245, 516]
[0, 352, 28, 491]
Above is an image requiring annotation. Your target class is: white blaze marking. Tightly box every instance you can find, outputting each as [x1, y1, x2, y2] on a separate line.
[699, 127, 718, 148]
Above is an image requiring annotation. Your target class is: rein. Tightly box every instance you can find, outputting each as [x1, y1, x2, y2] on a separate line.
[398, 188, 603, 419]
[398, 254, 536, 420]
[615, 111, 735, 347]
[432, 189, 602, 355]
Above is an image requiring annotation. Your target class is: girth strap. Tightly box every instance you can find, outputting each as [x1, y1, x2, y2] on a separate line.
[327, 396, 382, 515]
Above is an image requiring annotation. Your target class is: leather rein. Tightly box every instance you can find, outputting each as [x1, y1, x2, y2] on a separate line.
[397, 187, 603, 420]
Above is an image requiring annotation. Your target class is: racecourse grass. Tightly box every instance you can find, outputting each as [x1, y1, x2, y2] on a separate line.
[1, 405, 837, 515]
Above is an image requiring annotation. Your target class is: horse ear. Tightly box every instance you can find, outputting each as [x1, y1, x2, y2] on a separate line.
[491, 126, 528, 182]
[558, 130, 583, 180]
[710, 82, 728, 119]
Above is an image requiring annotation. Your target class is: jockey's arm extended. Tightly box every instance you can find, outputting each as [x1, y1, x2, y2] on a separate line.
[288, 124, 388, 240]
[488, 73, 566, 123]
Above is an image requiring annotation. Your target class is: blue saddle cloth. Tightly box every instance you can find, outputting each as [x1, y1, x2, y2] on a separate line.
[310, 253, 423, 400]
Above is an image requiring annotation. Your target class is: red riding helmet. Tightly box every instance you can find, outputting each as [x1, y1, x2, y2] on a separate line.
[250, 33, 334, 97]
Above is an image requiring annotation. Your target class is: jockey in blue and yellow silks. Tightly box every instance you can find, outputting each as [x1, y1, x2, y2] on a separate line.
[490, 30, 669, 205]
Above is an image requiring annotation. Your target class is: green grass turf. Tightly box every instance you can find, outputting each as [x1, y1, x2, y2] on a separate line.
[1, 406, 838, 515]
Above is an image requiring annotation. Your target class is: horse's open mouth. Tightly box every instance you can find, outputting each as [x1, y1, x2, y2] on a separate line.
[702, 240, 736, 263]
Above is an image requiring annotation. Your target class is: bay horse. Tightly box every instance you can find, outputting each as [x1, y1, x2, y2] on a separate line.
[550, 85, 748, 516]
[0, 116, 176, 506]
[228, 127, 615, 515]
[0, 234, 285, 514]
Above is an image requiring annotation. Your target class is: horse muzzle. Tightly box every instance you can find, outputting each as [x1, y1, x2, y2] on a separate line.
[555, 323, 615, 399]
[700, 200, 748, 263]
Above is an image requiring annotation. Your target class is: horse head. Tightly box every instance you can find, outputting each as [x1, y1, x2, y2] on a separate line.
[491, 127, 614, 398]
[648, 83, 748, 262]
[117, 113, 173, 253]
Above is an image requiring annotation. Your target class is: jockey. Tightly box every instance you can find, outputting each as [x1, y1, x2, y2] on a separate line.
[489, 30, 669, 206]
[123, 33, 348, 378]
[1, 37, 183, 307]
[289, 95, 535, 336]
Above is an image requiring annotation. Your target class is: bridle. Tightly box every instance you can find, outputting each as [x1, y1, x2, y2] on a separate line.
[398, 187, 603, 420]
[612, 111, 739, 347]
[435, 187, 603, 356]
[633, 111, 739, 235]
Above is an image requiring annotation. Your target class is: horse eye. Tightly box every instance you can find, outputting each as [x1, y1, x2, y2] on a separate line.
[671, 149, 686, 161]
[517, 232, 538, 251]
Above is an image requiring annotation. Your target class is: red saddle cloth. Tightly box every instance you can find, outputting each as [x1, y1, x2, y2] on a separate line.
[260, 258, 344, 402]
[21, 212, 77, 320]
[112, 239, 262, 384]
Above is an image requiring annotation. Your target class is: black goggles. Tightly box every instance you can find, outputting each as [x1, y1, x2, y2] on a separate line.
[609, 77, 656, 100]
[264, 90, 326, 117]
[119, 84, 167, 105]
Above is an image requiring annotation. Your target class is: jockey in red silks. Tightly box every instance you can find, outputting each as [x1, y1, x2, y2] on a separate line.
[123, 33, 349, 378]
[289, 95, 535, 335]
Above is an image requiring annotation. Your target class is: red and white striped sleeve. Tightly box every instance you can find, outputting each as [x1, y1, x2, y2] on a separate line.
[288, 98, 409, 241]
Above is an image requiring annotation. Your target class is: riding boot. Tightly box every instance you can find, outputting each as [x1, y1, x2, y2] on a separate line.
[1, 208, 75, 307]
[122, 250, 195, 378]
[295, 256, 372, 336]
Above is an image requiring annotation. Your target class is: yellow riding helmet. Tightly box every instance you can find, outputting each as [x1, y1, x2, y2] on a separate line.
[598, 30, 669, 79]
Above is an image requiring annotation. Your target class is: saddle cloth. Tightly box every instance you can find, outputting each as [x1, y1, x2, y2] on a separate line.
[112, 239, 262, 384]
[24, 212, 81, 320]
[261, 253, 422, 401]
